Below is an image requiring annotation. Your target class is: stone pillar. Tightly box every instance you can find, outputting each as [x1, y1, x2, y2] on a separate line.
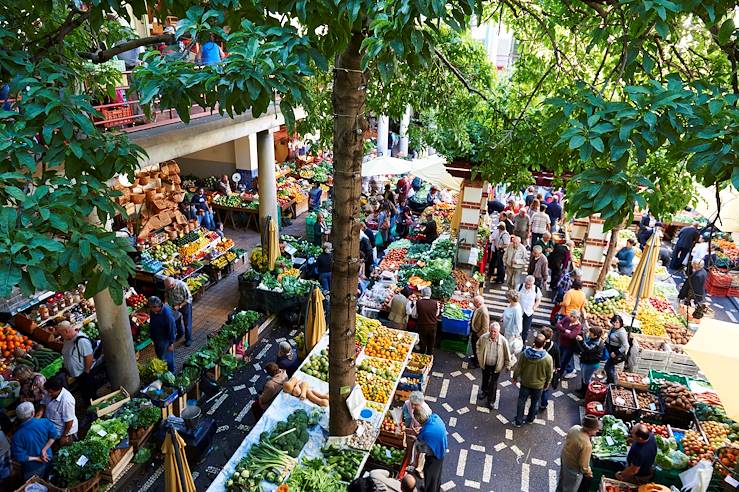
[377, 115, 389, 156]
[257, 129, 278, 226]
[234, 135, 259, 177]
[456, 180, 487, 268]
[93, 289, 140, 393]
[399, 105, 412, 157]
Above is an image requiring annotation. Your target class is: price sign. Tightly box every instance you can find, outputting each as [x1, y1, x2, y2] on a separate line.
[725, 476, 739, 487]
[97, 429, 108, 437]
[385, 449, 392, 459]
[356, 424, 366, 436]
[605, 436, 614, 446]
[649, 403, 657, 411]
[615, 397, 626, 405]
[76, 455, 89, 467]
[595, 403, 603, 412]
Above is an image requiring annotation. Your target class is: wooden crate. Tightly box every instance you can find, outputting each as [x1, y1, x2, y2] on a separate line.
[666, 355, 700, 377]
[14, 476, 64, 492]
[90, 388, 131, 417]
[129, 424, 155, 451]
[378, 429, 407, 449]
[615, 371, 650, 391]
[101, 447, 133, 482]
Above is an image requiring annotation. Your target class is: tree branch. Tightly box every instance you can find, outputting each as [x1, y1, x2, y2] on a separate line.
[433, 47, 489, 101]
[80, 34, 175, 64]
[581, 1, 608, 19]
[35, 8, 91, 55]
[511, 61, 557, 130]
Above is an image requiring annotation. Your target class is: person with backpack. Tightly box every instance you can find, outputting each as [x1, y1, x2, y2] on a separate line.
[56, 321, 96, 406]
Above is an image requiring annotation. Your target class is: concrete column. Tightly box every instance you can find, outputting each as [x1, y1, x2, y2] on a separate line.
[257, 129, 278, 226]
[377, 115, 389, 156]
[234, 135, 259, 178]
[93, 289, 140, 394]
[399, 105, 412, 157]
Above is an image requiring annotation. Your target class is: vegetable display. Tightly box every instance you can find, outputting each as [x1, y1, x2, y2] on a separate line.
[592, 415, 628, 458]
[442, 303, 469, 321]
[54, 439, 110, 487]
[302, 349, 329, 381]
[660, 382, 695, 413]
[284, 458, 345, 492]
[321, 445, 364, 482]
[370, 444, 405, 466]
[226, 409, 318, 490]
[88, 418, 129, 448]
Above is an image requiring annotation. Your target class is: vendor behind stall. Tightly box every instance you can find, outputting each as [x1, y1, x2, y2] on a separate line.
[421, 213, 438, 244]
[275, 341, 299, 377]
[13, 365, 46, 410]
[57, 320, 96, 405]
[616, 423, 658, 484]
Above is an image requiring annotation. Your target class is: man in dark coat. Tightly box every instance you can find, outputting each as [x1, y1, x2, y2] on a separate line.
[670, 222, 701, 270]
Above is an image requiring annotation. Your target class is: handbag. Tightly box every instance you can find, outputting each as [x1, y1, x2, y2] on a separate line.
[374, 231, 384, 247]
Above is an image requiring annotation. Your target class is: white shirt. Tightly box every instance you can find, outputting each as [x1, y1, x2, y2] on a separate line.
[62, 334, 93, 378]
[688, 242, 709, 264]
[41, 388, 78, 436]
[518, 284, 541, 316]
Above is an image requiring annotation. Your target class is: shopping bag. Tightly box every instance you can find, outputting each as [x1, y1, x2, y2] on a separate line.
[679, 460, 714, 492]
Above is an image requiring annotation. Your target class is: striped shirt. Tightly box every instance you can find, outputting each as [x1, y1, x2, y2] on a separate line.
[530, 212, 550, 234]
[166, 279, 192, 306]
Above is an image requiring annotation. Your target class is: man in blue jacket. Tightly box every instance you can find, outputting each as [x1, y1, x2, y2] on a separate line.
[414, 406, 448, 492]
[148, 296, 177, 371]
[11, 402, 59, 480]
[670, 222, 700, 271]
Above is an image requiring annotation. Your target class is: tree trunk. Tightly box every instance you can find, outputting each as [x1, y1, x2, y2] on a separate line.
[94, 288, 141, 393]
[596, 224, 622, 291]
[328, 31, 367, 437]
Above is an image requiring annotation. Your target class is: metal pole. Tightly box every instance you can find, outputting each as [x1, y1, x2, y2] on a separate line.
[629, 230, 658, 333]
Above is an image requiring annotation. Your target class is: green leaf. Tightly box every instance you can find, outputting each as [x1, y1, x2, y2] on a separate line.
[708, 99, 723, 116]
[718, 18, 735, 45]
[569, 135, 586, 149]
[27, 266, 49, 290]
[0, 261, 21, 298]
[732, 167, 739, 190]
[590, 137, 604, 153]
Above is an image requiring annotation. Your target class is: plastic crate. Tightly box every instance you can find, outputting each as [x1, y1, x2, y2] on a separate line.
[649, 370, 689, 391]
[439, 333, 469, 354]
[440, 309, 472, 336]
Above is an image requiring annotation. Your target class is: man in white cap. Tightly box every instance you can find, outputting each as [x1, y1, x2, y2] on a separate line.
[11, 401, 59, 480]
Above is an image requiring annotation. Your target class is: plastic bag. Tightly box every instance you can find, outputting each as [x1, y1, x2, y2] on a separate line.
[680, 459, 714, 492]
[509, 335, 523, 356]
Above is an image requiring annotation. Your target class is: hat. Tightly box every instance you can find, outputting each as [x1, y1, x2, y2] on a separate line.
[148, 296, 163, 308]
[583, 415, 600, 430]
[16, 401, 34, 421]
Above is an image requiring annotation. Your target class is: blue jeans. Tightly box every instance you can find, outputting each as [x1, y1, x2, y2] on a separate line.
[540, 388, 550, 408]
[154, 340, 175, 372]
[319, 272, 331, 291]
[197, 210, 215, 230]
[516, 386, 543, 424]
[176, 302, 192, 343]
[560, 344, 576, 376]
[581, 362, 599, 391]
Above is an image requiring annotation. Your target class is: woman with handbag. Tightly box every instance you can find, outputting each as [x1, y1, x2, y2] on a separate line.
[604, 315, 629, 384]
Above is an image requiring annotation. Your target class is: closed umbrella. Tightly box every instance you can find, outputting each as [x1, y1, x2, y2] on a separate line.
[162, 427, 196, 492]
[683, 318, 739, 421]
[265, 217, 280, 271]
[450, 185, 463, 236]
[628, 229, 661, 300]
[305, 287, 326, 351]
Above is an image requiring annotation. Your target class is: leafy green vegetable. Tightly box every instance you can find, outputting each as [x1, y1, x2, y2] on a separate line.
[88, 417, 129, 449]
[442, 303, 469, 320]
[285, 458, 345, 492]
[134, 446, 152, 464]
[54, 439, 110, 487]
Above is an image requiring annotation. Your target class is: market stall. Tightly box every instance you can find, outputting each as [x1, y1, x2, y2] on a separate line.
[207, 318, 419, 491]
